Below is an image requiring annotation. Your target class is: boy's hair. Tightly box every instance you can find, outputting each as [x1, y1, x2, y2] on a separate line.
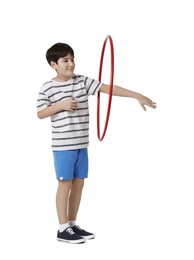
[46, 42, 74, 65]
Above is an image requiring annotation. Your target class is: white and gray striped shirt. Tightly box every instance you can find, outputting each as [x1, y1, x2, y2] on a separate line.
[37, 75, 102, 151]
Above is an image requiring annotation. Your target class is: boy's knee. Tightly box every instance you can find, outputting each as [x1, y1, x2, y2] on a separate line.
[58, 179, 72, 190]
[72, 178, 84, 188]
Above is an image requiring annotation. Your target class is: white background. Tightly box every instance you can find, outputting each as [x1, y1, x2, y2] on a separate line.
[0, 0, 194, 259]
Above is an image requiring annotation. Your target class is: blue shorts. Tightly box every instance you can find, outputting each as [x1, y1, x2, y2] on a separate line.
[53, 148, 88, 180]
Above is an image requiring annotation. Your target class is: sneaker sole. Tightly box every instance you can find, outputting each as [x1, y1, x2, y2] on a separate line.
[82, 235, 95, 240]
[57, 238, 85, 244]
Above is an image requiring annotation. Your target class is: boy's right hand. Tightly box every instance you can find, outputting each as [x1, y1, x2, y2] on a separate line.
[61, 97, 77, 112]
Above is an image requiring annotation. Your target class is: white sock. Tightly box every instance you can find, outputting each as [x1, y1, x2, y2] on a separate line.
[59, 223, 70, 233]
[68, 220, 76, 227]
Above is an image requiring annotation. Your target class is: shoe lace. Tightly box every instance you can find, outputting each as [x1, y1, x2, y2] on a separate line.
[74, 225, 83, 231]
[66, 227, 75, 235]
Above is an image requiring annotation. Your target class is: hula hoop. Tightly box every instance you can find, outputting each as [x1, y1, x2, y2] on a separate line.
[97, 35, 114, 141]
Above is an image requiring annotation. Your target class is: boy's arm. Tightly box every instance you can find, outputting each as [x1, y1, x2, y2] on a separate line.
[37, 97, 77, 119]
[99, 84, 157, 111]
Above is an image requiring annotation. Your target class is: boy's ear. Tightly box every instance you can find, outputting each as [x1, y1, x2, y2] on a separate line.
[50, 61, 57, 69]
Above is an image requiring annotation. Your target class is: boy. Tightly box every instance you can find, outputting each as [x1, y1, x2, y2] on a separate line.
[37, 42, 156, 244]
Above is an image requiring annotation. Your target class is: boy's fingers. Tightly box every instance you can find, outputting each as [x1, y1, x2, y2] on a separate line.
[71, 97, 77, 111]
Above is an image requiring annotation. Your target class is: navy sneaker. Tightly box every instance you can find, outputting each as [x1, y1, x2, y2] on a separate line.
[72, 225, 95, 240]
[57, 227, 85, 244]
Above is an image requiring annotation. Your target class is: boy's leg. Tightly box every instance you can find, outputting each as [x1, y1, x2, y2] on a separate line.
[68, 177, 95, 240]
[56, 180, 72, 224]
[68, 178, 84, 221]
[56, 179, 85, 244]
[68, 148, 88, 220]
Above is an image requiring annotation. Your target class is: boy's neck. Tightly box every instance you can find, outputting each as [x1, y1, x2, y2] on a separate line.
[52, 75, 72, 82]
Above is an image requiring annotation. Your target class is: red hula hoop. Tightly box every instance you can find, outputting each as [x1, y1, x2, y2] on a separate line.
[97, 35, 114, 141]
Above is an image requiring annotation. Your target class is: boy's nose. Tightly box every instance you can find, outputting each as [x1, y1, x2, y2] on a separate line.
[69, 61, 74, 66]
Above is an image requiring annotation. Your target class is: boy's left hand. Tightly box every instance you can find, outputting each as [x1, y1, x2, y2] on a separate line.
[138, 94, 157, 111]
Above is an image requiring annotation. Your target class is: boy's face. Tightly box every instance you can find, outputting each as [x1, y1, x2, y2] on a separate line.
[51, 53, 75, 81]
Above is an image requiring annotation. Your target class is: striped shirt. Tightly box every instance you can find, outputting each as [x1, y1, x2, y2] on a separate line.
[37, 74, 102, 151]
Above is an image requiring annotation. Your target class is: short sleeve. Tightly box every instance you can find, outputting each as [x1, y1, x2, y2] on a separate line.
[83, 76, 102, 96]
[37, 89, 51, 112]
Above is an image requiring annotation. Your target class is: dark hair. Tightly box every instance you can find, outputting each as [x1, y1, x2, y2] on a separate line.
[46, 42, 74, 65]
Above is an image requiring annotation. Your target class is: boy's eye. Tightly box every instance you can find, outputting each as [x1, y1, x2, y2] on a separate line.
[63, 59, 74, 63]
